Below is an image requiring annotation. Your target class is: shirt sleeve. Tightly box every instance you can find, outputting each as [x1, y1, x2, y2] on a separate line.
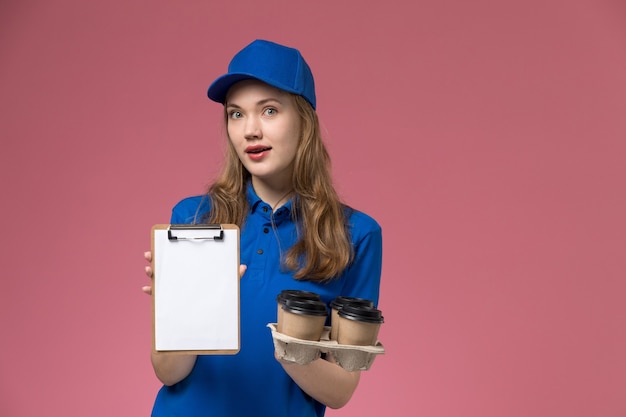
[170, 195, 211, 225]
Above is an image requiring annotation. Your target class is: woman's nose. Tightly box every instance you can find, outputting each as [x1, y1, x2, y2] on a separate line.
[244, 117, 262, 139]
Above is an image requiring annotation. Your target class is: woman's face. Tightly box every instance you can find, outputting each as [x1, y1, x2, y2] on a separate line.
[225, 80, 301, 190]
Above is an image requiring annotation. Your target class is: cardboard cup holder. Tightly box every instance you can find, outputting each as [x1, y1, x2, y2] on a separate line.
[267, 323, 385, 371]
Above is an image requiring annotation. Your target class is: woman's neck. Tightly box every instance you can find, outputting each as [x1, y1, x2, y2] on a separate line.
[251, 178, 293, 211]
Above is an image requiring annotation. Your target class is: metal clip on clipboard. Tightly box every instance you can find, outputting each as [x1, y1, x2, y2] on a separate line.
[167, 224, 224, 241]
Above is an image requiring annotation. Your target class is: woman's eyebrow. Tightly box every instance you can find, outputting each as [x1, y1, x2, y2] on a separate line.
[226, 97, 283, 108]
[257, 98, 282, 106]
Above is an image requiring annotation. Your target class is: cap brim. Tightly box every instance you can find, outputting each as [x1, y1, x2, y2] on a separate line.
[207, 72, 302, 105]
[207, 73, 259, 104]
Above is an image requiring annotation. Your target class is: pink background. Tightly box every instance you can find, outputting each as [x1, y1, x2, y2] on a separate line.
[1, 0, 625, 416]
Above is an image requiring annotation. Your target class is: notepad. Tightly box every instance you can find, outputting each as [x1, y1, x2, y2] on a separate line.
[151, 224, 240, 354]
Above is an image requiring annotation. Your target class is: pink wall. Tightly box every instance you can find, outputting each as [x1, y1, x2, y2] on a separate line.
[1, 0, 625, 415]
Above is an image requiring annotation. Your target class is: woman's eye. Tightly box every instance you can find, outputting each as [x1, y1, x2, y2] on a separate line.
[264, 108, 277, 116]
[229, 111, 242, 119]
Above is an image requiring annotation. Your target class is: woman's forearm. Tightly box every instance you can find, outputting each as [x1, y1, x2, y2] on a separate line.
[151, 352, 197, 386]
[278, 353, 361, 409]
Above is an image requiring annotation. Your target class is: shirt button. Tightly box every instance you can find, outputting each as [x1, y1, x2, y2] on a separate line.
[262, 207, 268, 212]
[257, 249, 264, 255]
[263, 227, 269, 233]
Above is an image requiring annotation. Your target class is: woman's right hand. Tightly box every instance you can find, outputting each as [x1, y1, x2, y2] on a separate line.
[142, 251, 153, 295]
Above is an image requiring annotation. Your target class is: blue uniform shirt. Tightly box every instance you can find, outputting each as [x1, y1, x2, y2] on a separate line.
[151, 184, 382, 417]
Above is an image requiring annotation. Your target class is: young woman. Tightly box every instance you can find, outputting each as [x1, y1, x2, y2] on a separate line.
[143, 39, 382, 417]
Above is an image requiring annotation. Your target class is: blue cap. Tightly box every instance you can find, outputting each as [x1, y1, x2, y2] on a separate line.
[207, 40, 316, 109]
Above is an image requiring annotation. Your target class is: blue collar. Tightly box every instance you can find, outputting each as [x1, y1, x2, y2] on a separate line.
[246, 182, 293, 218]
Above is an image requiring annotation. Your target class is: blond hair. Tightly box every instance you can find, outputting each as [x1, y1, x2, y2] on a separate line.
[204, 94, 352, 281]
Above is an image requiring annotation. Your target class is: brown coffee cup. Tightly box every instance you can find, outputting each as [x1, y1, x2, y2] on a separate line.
[337, 304, 384, 346]
[329, 296, 374, 340]
[279, 298, 328, 341]
[276, 290, 321, 333]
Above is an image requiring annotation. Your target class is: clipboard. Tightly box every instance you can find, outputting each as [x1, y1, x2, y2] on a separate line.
[151, 224, 240, 354]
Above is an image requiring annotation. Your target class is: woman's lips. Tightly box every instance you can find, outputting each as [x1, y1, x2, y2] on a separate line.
[245, 145, 272, 160]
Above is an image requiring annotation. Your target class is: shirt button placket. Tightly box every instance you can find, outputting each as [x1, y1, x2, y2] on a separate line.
[258, 225, 269, 255]
[258, 205, 270, 258]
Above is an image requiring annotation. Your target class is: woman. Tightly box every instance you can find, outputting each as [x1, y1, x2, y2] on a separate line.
[143, 39, 382, 417]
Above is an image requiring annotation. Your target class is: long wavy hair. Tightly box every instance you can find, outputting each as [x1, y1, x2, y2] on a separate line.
[203, 94, 353, 282]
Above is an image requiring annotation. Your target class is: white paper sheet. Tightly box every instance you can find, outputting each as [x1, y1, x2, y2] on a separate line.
[153, 225, 239, 352]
